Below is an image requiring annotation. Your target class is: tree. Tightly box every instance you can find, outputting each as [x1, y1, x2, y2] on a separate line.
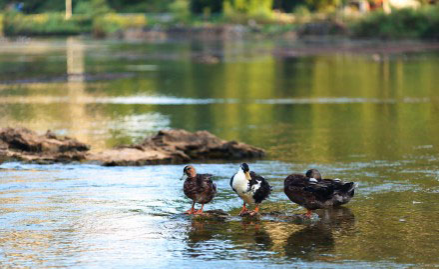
[224, 0, 274, 16]
[190, 0, 223, 14]
[66, 0, 72, 19]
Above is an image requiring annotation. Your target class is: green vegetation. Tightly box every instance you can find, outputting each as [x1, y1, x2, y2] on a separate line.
[93, 13, 147, 37]
[3, 12, 91, 35]
[0, 0, 437, 39]
[351, 6, 439, 39]
[1, 12, 148, 37]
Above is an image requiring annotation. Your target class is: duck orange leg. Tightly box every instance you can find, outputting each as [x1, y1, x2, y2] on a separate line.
[185, 201, 196, 214]
[194, 204, 205, 215]
[249, 204, 260, 216]
[239, 202, 249, 216]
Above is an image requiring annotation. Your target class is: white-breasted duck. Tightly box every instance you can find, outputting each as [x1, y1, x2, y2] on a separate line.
[181, 165, 217, 215]
[230, 163, 271, 216]
[284, 169, 356, 218]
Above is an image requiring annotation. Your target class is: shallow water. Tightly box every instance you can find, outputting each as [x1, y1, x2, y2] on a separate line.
[1, 38, 439, 268]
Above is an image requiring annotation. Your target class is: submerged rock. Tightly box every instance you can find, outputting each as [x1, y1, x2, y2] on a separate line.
[89, 129, 265, 166]
[0, 127, 90, 164]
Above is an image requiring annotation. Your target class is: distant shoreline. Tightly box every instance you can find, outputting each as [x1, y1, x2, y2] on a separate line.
[1, 6, 439, 40]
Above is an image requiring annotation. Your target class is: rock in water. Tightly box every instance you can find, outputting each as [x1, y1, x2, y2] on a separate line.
[0, 128, 264, 166]
[0, 127, 90, 164]
[89, 129, 265, 166]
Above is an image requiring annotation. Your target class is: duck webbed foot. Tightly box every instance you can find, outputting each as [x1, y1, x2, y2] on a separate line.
[185, 202, 196, 214]
[193, 204, 205, 215]
[305, 209, 313, 218]
[239, 203, 249, 216]
[185, 208, 196, 214]
[248, 205, 260, 216]
[240, 204, 261, 217]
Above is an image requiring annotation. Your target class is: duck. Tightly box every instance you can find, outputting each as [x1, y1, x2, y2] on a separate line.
[284, 169, 356, 218]
[180, 165, 217, 215]
[230, 163, 271, 216]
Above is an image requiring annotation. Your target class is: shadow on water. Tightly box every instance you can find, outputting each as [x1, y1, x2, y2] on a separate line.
[284, 207, 356, 261]
[183, 213, 274, 260]
[182, 207, 355, 262]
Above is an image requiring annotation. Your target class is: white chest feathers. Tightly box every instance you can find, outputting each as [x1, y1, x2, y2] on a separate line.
[232, 170, 260, 204]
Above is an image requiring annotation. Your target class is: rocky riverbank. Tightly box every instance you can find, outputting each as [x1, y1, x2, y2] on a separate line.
[0, 128, 264, 166]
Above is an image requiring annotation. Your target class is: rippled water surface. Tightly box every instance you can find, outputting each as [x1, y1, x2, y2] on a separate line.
[1, 38, 439, 268]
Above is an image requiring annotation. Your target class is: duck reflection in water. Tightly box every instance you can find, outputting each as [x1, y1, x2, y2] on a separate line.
[237, 219, 273, 252]
[284, 207, 356, 261]
[184, 218, 273, 259]
[184, 218, 220, 259]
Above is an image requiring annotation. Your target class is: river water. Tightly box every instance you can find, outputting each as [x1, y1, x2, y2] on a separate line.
[1, 37, 439, 268]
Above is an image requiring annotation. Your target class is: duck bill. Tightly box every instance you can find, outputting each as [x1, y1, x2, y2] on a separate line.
[180, 174, 188, 181]
[245, 171, 251, 180]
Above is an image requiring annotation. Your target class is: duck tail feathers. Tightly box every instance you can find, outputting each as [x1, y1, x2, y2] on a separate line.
[341, 182, 357, 193]
[347, 182, 357, 197]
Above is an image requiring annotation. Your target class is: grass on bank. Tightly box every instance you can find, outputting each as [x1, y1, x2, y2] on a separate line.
[351, 6, 439, 39]
[93, 13, 147, 37]
[2, 12, 148, 37]
[3, 12, 91, 36]
[0, 5, 438, 39]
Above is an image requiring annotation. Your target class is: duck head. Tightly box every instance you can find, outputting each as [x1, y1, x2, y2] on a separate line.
[240, 163, 251, 180]
[306, 169, 322, 180]
[180, 165, 196, 180]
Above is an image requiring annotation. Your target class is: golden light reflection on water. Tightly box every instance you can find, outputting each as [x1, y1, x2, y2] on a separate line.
[1, 38, 439, 267]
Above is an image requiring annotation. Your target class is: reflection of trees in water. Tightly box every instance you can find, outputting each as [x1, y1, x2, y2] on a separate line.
[284, 207, 356, 261]
[4, 40, 439, 158]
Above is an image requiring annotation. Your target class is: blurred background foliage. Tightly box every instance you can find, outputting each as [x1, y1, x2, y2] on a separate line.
[0, 0, 437, 39]
[0, 0, 307, 14]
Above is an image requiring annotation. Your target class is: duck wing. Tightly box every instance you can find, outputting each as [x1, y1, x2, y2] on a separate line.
[249, 171, 271, 203]
[284, 174, 335, 209]
[303, 181, 335, 201]
[284, 174, 308, 188]
[191, 173, 217, 204]
[184, 174, 213, 197]
[196, 173, 215, 191]
[197, 173, 213, 183]
[322, 178, 356, 206]
[323, 178, 356, 195]
[230, 173, 237, 192]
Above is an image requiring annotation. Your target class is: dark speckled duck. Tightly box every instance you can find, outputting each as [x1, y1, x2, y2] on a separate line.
[284, 169, 356, 217]
[180, 165, 217, 214]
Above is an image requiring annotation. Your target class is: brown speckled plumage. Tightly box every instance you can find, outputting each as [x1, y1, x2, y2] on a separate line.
[181, 165, 216, 214]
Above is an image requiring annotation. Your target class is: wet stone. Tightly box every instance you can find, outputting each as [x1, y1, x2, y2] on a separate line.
[0, 127, 90, 164]
[0, 128, 265, 166]
[89, 129, 265, 166]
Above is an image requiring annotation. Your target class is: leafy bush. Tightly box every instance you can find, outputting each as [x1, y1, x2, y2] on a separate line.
[3, 12, 91, 36]
[223, 0, 275, 24]
[169, 0, 191, 23]
[306, 0, 342, 12]
[351, 6, 439, 39]
[0, 14, 3, 35]
[190, 0, 223, 14]
[92, 13, 147, 37]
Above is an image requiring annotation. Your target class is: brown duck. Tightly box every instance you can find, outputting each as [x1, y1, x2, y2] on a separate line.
[180, 165, 217, 214]
[284, 169, 356, 217]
